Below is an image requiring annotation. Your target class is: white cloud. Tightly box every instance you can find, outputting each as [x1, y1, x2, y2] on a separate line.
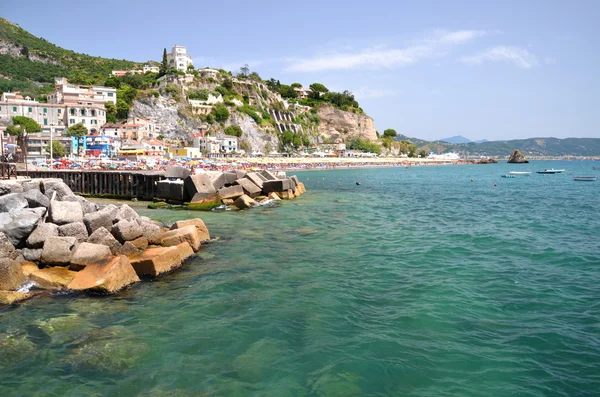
[353, 87, 399, 99]
[286, 30, 486, 73]
[461, 46, 538, 69]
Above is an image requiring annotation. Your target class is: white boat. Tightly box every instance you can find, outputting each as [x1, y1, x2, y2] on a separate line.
[545, 169, 565, 173]
[573, 176, 596, 182]
[508, 171, 531, 175]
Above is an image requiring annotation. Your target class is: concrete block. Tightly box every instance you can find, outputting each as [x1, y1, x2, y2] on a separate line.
[235, 178, 262, 198]
[165, 166, 191, 179]
[244, 172, 264, 189]
[260, 170, 278, 181]
[262, 179, 294, 194]
[218, 185, 244, 200]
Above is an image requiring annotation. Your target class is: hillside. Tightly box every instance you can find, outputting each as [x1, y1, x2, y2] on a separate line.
[440, 135, 471, 144]
[396, 134, 600, 157]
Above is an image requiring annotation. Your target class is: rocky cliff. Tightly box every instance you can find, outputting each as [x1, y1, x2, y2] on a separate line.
[317, 105, 377, 142]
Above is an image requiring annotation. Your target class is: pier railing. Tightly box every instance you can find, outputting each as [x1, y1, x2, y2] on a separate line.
[17, 170, 165, 200]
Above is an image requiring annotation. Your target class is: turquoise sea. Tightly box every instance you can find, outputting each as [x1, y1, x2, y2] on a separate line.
[1, 160, 599, 396]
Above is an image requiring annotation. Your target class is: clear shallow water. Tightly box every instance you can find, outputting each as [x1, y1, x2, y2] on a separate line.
[1, 160, 599, 397]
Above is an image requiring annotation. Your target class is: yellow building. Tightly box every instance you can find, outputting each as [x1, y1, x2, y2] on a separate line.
[168, 147, 201, 159]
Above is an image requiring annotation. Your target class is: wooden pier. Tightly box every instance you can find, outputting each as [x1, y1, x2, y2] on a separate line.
[17, 170, 165, 200]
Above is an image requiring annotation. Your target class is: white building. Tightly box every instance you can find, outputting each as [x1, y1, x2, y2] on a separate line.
[195, 134, 238, 155]
[143, 64, 160, 74]
[48, 77, 117, 105]
[167, 45, 194, 72]
[199, 68, 219, 79]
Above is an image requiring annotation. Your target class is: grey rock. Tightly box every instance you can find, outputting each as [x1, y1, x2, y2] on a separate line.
[22, 248, 42, 262]
[218, 185, 244, 200]
[0, 231, 18, 259]
[165, 166, 191, 179]
[23, 189, 51, 208]
[0, 193, 28, 212]
[83, 210, 113, 235]
[41, 180, 75, 200]
[244, 173, 264, 189]
[235, 178, 262, 198]
[223, 172, 238, 185]
[138, 221, 163, 245]
[118, 241, 141, 257]
[21, 180, 41, 192]
[87, 227, 122, 255]
[0, 183, 24, 196]
[111, 219, 143, 243]
[70, 242, 112, 271]
[1, 208, 44, 247]
[49, 200, 83, 225]
[40, 236, 78, 266]
[62, 195, 97, 215]
[262, 179, 295, 194]
[207, 171, 227, 190]
[27, 222, 59, 249]
[58, 222, 88, 243]
[114, 204, 140, 223]
[184, 174, 216, 201]
[0, 258, 25, 290]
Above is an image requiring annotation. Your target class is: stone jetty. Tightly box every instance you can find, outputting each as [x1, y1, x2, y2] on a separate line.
[154, 168, 307, 210]
[0, 178, 209, 305]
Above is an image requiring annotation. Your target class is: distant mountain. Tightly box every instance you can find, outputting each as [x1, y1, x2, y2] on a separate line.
[395, 135, 600, 157]
[475, 139, 489, 143]
[440, 135, 472, 144]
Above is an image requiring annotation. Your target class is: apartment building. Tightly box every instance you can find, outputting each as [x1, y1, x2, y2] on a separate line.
[167, 45, 194, 72]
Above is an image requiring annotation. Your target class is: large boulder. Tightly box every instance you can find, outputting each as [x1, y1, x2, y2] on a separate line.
[49, 200, 83, 225]
[235, 178, 262, 198]
[184, 174, 216, 202]
[219, 185, 244, 200]
[1, 208, 45, 247]
[0, 291, 36, 305]
[160, 225, 201, 251]
[70, 242, 112, 271]
[83, 210, 114, 235]
[119, 241, 142, 258]
[22, 189, 50, 209]
[40, 236, 78, 266]
[87, 227, 122, 255]
[507, 149, 529, 164]
[62, 195, 97, 215]
[206, 171, 228, 190]
[234, 194, 258, 210]
[129, 237, 148, 251]
[130, 242, 194, 278]
[67, 255, 140, 294]
[262, 179, 294, 194]
[114, 204, 140, 223]
[0, 258, 25, 291]
[21, 180, 41, 192]
[30, 267, 77, 290]
[0, 231, 18, 259]
[223, 172, 239, 185]
[58, 222, 88, 243]
[41, 180, 75, 200]
[27, 222, 59, 249]
[111, 219, 143, 243]
[22, 248, 42, 262]
[244, 173, 265, 189]
[0, 182, 24, 196]
[137, 220, 163, 245]
[0, 193, 28, 212]
[170, 218, 210, 241]
[190, 192, 220, 205]
[165, 166, 191, 180]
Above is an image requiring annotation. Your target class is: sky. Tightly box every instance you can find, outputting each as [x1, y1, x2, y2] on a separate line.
[4, 0, 600, 141]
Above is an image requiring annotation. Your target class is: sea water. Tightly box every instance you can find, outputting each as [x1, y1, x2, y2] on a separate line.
[1, 160, 599, 396]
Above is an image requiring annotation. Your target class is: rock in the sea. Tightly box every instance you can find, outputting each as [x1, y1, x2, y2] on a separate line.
[165, 166, 191, 180]
[40, 236, 78, 266]
[22, 248, 42, 262]
[0, 291, 36, 305]
[87, 227, 122, 255]
[295, 182, 306, 195]
[261, 170, 278, 181]
[68, 255, 140, 294]
[30, 267, 77, 289]
[130, 242, 194, 277]
[22, 189, 50, 208]
[218, 185, 244, 201]
[0, 231, 18, 260]
[137, 220, 162, 245]
[83, 210, 114, 235]
[262, 179, 294, 194]
[41, 180, 75, 200]
[507, 149, 529, 164]
[234, 194, 257, 209]
[49, 200, 83, 225]
[27, 222, 59, 248]
[235, 178, 262, 198]
[111, 219, 143, 243]
[244, 172, 265, 189]
[129, 237, 148, 251]
[160, 225, 201, 251]
[119, 241, 142, 258]
[62, 195, 97, 215]
[114, 204, 140, 223]
[184, 174, 217, 202]
[1, 208, 45, 247]
[170, 218, 210, 241]
[58, 222, 88, 243]
[70, 242, 112, 271]
[267, 192, 282, 201]
[0, 258, 26, 291]
[0, 193, 28, 212]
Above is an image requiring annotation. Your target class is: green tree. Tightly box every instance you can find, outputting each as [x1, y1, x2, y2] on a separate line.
[6, 116, 41, 161]
[418, 149, 428, 158]
[45, 140, 66, 159]
[279, 84, 297, 99]
[291, 82, 302, 88]
[238, 64, 250, 78]
[224, 125, 243, 137]
[159, 48, 168, 76]
[105, 101, 117, 123]
[67, 122, 88, 138]
[308, 82, 329, 99]
[383, 128, 397, 138]
[211, 104, 230, 122]
[222, 77, 233, 90]
[21, 46, 30, 59]
[116, 98, 130, 120]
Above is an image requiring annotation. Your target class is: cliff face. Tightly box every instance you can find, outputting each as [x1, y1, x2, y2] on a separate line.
[130, 96, 203, 139]
[317, 105, 377, 142]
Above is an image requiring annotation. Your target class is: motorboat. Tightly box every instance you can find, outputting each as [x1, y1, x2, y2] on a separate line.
[501, 174, 515, 178]
[536, 170, 557, 174]
[545, 169, 565, 173]
[508, 171, 531, 175]
[573, 176, 596, 181]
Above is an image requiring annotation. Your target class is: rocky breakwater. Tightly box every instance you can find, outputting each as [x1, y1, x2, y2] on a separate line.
[0, 178, 210, 305]
[153, 167, 307, 211]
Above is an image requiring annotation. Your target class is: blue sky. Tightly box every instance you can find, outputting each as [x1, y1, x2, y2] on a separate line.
[4, 0, 599, 141]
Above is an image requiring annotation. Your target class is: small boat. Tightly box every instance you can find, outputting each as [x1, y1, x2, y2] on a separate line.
[536, 170, 557, 174]
[509, 171, 531, 175]
[501, 174, 515, 178]
[573, 176, 596, 181]
[545, 169, 565, 173]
